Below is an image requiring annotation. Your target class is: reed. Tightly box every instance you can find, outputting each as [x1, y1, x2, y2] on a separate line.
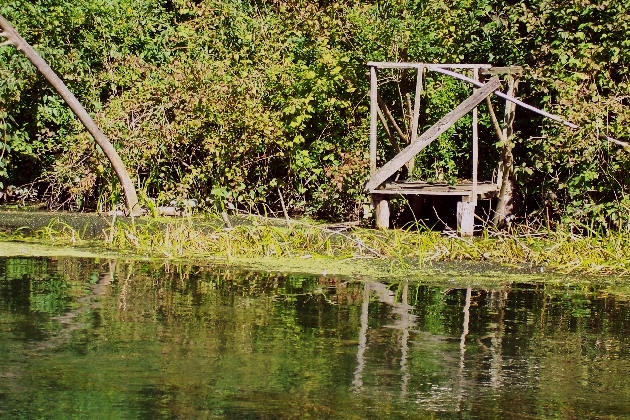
[4, 213, 630, 274]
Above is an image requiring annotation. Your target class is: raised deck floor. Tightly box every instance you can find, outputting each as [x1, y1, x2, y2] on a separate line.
[370, 180, 499, 199]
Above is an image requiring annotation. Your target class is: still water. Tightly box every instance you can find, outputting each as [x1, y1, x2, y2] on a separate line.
[1, 256, 629, 419]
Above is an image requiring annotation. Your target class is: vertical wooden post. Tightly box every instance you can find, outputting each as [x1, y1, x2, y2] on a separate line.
[406, 66, 424, 177]
[369, 67, 385, 229]
[373, 194, 390, 230]
[457, 196, 475, 237]
[493, 75, 519, 227]
[370, 66, 378, 175]
[472, 67, 479, 206]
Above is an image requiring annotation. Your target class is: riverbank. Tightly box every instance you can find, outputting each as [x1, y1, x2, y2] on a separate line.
[1, 210, 629, 277]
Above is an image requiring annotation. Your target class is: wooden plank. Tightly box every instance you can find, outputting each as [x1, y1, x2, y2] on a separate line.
[384, 181, 497, 191]
[406, 66, 424, 175]
[385, 179, 495, 188]
[472, 67, 479, 205]
[370, 66, 377, 174]
[370, 189, 499, 197]
[480, 66, 523, 76]
[426, 65, 579, 129]
[367, 62, 491, 70]
[364, 77, 501, 192]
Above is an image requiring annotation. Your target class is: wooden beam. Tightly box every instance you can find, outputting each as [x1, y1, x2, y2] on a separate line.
[480, 66, 523, 76]
[472, 67, 479, 205]
[370, 66, 377, 174]
[367, 62, 491, 70]
[406, 66, 424, 176]
[365, 77, 501, 192]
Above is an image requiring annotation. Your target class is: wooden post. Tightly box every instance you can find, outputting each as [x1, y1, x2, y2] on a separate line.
[406, 66, 424, 177]
[492, 75, 519, 227]
[373, 194, 390, 230]
[370, 66, 378, 175]
[457, 197, 475, 236]
[0, 15, 141, 216]
[472, 67, 479, 206]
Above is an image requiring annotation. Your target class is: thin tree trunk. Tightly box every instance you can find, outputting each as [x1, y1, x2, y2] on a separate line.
[0, 15, 141, 216]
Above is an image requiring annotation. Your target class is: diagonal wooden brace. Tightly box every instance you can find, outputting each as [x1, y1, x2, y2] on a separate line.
[365, 76, 501, 192]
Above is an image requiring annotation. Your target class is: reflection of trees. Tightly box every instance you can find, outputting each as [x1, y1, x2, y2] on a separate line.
[2, 256, 630, 418]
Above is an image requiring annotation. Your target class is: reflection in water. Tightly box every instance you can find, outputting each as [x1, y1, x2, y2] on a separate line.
[1, 256, 630, 419]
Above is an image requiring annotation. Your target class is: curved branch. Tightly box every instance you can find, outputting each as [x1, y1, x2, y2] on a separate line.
[0, 14, 141, 216]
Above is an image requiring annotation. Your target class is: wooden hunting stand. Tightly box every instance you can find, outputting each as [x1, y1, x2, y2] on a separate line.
[365, 62, 522, 236]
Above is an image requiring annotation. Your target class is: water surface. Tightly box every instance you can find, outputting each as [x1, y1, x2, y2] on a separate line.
[1, 256, 629, 419]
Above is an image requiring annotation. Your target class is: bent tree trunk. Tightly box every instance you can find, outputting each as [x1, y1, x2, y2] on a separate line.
[0, 14, 141, 216]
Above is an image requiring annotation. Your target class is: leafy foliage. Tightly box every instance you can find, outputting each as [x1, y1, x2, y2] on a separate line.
[1, 0, 629, 226]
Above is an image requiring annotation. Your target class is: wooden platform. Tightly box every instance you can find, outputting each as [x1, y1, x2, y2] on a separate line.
[370, 180, 499, 199]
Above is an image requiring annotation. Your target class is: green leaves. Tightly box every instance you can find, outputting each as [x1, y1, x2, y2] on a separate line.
[0, 0, 629, 226]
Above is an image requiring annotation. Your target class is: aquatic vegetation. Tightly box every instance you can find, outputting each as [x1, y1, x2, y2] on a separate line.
[3, 214, 629, 275]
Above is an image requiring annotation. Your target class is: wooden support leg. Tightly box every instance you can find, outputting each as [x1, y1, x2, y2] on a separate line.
[457, 197, 475, 237]
[373, 194, 390, 230]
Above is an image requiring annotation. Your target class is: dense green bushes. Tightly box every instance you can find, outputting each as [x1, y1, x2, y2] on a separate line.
[1, 0, 629, 226]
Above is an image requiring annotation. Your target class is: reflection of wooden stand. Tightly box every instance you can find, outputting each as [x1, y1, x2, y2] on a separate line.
[365, 63, 523, 235]
[352, 282, 416, 396]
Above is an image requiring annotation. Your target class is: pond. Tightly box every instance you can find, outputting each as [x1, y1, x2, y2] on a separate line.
[1, 256, 629, 419]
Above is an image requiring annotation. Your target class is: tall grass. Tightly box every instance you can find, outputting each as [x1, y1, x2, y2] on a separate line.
[4, 214, 630, 274]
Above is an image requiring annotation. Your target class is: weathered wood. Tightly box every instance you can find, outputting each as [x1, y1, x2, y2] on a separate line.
[493, 76, 519, 227]
[377, 94, 409, 143]
[386, 180, 497, 188]
[426, 65, 579, 129]
[370, 66, 378, 174]
[373, 195, 390, 230]
[405, 92, 413, 138]
[365, 77, 501, 192]
[374, 180, 499, 198]
[472, 67, 479, 205]
[406, 66, 424, 176]
[368, 62, 491, 70]
[457, 200, 475, 236]
[485, 96, 505, 145]
[373, 189, 497, 197]
[479, 66, 523, 76]
[0, 14, 141, 216]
